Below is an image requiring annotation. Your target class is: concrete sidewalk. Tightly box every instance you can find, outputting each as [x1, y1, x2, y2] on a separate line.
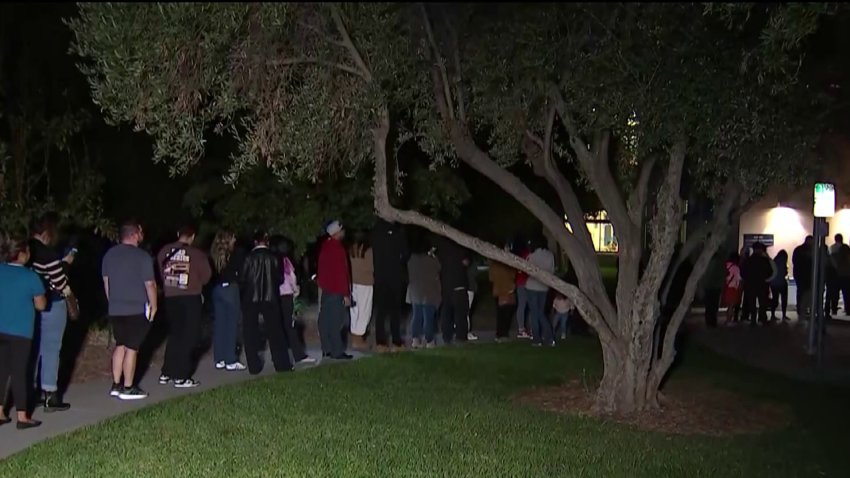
[0, 346, 365, 460]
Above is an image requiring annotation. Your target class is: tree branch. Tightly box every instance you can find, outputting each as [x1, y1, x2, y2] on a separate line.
[371, 109, 620, 347]
[428, 70, 616, 323]
[649, 181, 742, 389]
[525, 107, 595, 254]
[628, 155, 656, 226]
[330, 5, 373, 82]
[419, 3, 455, 121]
[550, 86, 636, 246]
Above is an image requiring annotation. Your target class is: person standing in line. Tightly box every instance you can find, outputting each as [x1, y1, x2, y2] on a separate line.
[317, 221, 353, 360]
[465, 256, 480, 342]
[736, 246, 752, 322]
[270, 235, 316, 365]
[792, 236, 814, 321]
[526, 237, 556, 346]
[552, 292, 574, 340]
[831, 240, 850, 316]
[515, 240, 531, 339]
[407, 241, 442, 348]
[741, 242, 773, 327]
[101, 221, 158, 400]
[488, 244, 516, 342]
[157, 225, 211, 388]
[28, 213, 74, 412]
[240, 232, 293, 374]
[348, 232, 374, 351]
[371, 218, 409, 352]
[435, 236, 469, 345]
[722, 252, 743, 326]
[210, 230, 247, 372]
[769, 249, 789, 322]
[0, 234, 47, 429]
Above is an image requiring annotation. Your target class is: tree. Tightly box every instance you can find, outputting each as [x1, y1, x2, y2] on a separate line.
[0, 3, 112, 236]
[69, 2, 831, 413]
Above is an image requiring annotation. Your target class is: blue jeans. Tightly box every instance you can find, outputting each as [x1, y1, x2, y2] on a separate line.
[38, 299, 67, 392]
[212, 284, 240, 364]
[516, 286, 528, 332]
[554, 312, 571, 338]
[411, 303, 436, 343]
[318, 292, 347, 357]
[527, 290, 553, 345]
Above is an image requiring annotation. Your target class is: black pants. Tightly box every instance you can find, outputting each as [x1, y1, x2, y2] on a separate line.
[374, 284, 403, 346]
[163, 295, 203, 380]
[441, 289, 469, 344]
[825, 273, 839, 315]
[743, 284, 769, 324]
[280, 295, 307, 361]
[770, 282, 788, 319]
[0, 333, 31, 412]
[496, 303, 516, 338]
[243, 301, 292, 374]
[704, 287, 721, 328]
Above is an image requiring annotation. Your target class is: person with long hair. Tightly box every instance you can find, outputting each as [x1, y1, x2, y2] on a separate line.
[0, 233, 47, 429]
[722, 252, 743, 326]
[270, 235, 315, 365]
[770, 249, 789, 322]
[348, 231, 374, 351]
[28, 212, 74, 411]
[210, 230, 246, 371]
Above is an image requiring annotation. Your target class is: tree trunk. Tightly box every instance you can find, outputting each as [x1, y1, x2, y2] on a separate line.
[595, 301, 659, 414]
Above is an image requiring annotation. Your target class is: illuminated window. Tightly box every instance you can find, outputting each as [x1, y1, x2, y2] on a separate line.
[564, 210, 619, 253]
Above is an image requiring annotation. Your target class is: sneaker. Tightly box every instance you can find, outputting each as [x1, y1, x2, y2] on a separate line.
[215, 361, 226, 370]
[109, 383, 123, 397]
[225, 362, 247, 371]
[532, 343, 543, 348]
[560, 333, 567, 340]
[297, 356, 317, 364]
[158, 374, 171, 385]
[118, 386, 148, 401]
[174, 378, 200, 388]
[331, 353, 354, 360]
[517, 331, 531, 339]
[467, 332, 479, 341]
[411, 338, 422, 349]
[425, 341, 437, 349]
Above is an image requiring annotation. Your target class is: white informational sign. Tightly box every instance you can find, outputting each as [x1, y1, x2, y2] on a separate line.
[814, 182, 836, 218]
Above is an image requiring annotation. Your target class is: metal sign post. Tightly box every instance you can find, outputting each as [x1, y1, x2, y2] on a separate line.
[808, 183, 835, 363]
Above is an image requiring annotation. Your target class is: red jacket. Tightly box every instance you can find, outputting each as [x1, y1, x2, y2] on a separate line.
[318, 237, 350, 296]
[516, 249, 530, 287]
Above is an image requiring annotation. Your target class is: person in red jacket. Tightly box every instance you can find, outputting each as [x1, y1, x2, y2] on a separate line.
[317, 220, 353, 360]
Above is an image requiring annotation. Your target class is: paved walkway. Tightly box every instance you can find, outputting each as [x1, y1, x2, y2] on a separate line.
[0, 346, 366, 460]
[687, 310, 850, 386]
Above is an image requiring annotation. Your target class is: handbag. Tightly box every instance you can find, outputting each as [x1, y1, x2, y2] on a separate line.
[65, 292, 80, 321]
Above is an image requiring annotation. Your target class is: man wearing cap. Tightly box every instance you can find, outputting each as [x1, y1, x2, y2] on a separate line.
[317, 220, 353, 359]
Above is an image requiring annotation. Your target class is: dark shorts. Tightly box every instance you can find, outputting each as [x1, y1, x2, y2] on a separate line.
[110, 314, 151, 350]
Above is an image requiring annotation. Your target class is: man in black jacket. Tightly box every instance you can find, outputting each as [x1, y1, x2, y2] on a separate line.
[792, 236, 814, 321]
[741, 242, 773, 326]
[240, 231, 292, 375]
[436, 236, 469, 344]
[371, 219, 409, 351]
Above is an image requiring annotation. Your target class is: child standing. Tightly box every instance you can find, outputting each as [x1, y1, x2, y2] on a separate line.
[552, 292, 574, 340]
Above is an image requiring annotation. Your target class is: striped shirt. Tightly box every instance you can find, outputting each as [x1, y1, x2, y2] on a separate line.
[28, 239, 69, 298]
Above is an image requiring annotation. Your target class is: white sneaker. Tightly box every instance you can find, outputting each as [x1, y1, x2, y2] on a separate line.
[215, 361, 226, 370]
[467, 332, 479, 341]
[297, 356, 317, 364]
[225, 362, 246, 371]
[158, 374, 171, 385]
[174, 378, 200, 388]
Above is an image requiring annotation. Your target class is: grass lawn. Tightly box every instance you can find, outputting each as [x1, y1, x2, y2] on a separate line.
[2, 340, 849, 477]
